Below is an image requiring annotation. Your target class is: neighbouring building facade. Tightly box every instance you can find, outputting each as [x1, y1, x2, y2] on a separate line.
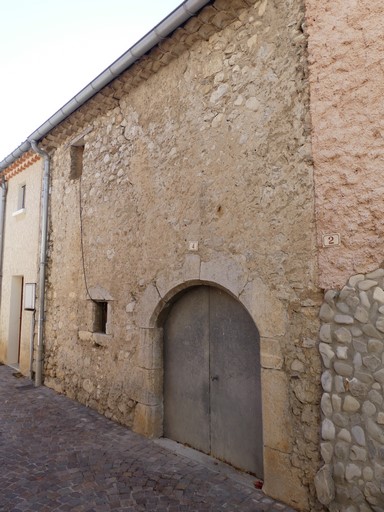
[307, 1, 384, 510]
[0, 152, 42, 376]
[1, 0, 384, 511]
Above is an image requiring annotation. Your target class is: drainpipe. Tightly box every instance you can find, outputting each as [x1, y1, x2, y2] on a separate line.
[29, 310, 36, 379]
[30, 141, 49, 387]
[0, 176, 7, 309]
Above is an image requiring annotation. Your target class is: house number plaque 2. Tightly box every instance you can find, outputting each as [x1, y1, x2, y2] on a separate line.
[322, 233, 341, 247]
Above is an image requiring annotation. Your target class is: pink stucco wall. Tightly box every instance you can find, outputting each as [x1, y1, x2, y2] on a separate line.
[306, 0, 384, 289]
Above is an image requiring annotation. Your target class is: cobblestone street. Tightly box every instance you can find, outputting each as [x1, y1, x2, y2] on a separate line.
[0, 365, 298, 511]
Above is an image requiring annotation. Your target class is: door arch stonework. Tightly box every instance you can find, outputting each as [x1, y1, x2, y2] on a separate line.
[132, 252, 304, 507]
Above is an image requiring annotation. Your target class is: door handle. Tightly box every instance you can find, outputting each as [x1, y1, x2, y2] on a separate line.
[211, 375, 219, 381]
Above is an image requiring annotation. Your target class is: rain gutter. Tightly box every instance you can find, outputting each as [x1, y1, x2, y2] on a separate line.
[0, 0, 211, 171]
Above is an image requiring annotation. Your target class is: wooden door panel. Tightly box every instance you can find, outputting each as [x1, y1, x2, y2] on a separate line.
[163, 287, 210, 453]
[163, 286, 263, 478]
[209, 287, 263, 477]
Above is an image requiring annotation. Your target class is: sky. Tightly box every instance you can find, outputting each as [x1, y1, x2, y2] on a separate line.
[0, 0, 183, 159]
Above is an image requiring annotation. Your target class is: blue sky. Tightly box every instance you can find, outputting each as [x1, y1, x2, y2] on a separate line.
[0, 0, 183, 159]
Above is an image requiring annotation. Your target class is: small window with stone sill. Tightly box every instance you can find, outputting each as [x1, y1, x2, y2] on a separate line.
[78, 287, 113, 346]
[93, 300, 108, 334]
[13, 183, 26, 217]
[70, 144, 84, 180]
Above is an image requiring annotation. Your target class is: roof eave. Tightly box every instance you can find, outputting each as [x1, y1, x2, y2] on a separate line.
[0, 0, 211, 172]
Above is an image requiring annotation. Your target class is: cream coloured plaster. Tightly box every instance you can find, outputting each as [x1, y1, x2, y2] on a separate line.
[0, 159, 42, 374]
[306, 0, 384, 289]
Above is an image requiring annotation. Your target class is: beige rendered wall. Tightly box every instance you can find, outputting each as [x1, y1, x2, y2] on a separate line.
[306, 0, 384, 290]
[0, 159, 42, 374]
[43, 1, 321, 509]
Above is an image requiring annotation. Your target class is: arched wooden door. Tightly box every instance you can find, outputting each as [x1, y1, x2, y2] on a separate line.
[163, 286, 263, 478]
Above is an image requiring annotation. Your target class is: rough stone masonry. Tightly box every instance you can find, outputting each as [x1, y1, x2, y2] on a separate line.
[40, 0, 322, 510]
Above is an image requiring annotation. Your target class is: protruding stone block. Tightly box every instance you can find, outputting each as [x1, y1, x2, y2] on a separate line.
[132, 403, 162, 438]
[348, 274, 364, 287]
[345, 463, 362, 482]
[261, 369, 292, 452]
[201, 254, 247, 297]
[127, 367, 162, 406]
[322, 419, 336, 440]
[319, 343, 335, 367]
[320, 303, 334, 322]
[135, 328, 162, 370]
[357, 280, 378, 291]
[262, 447, 309, 511]
[373, 287, 384, 303]
[136, 284, 164, 328]
[321, 442, 334, 463]
[321, 370, 333, 392]
[334, 327, 352, 344]
[320, 323, 332, 343]
[343, 396, 360, 412]
[314, 464, 335, 505]
[240, 278, 287, 337]
[321, 393, 333, 417]
[260, 338, 283, 369]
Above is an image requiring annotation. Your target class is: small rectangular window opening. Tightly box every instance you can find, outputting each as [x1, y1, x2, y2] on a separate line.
[94, 301, 108, 334]
[70, 145, 84, 180]
[18, 184, 26, 210]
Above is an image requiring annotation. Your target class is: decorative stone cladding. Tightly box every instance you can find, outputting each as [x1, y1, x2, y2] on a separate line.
[316, 268, 384, 511]
[38, 0, 321, 509]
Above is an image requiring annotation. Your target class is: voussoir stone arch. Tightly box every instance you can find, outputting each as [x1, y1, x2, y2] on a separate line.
[134, 252, 252, 329]
[132, 251, 254, 439]
[132, 251, 302, 509]
[134, 251, 287, 339]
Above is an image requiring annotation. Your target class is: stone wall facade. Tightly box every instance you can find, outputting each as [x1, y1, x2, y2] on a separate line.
[41, 0, 322, 509]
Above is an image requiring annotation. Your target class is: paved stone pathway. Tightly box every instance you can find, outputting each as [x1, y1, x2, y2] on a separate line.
[0, 365, 297, 511]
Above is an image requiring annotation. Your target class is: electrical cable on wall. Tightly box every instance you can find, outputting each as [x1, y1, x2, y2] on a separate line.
[78, 173, 98, 304]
